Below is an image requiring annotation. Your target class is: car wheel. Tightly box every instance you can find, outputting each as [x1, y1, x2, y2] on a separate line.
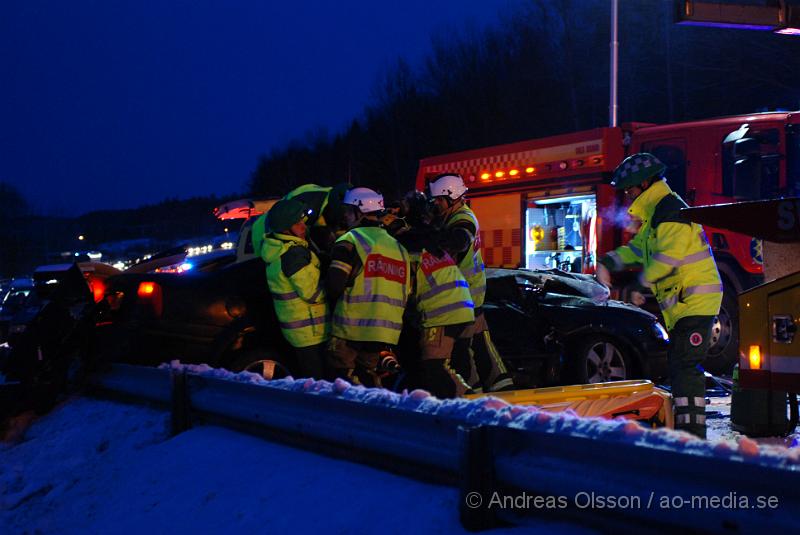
[569, 336, 630, 384]
[229, 349, 291, 380]
[703, 288, 738, 376]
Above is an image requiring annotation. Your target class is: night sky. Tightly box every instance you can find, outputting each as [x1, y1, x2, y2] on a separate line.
[1, 0, 512, 216]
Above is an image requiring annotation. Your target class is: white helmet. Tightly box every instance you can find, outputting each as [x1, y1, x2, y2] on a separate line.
[428, 173, 467, 200]
[343, 187, 385, 214]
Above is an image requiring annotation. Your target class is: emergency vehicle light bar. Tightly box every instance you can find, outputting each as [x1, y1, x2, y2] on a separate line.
[416, 127, 624, 192]
[464, 156, 604, 186]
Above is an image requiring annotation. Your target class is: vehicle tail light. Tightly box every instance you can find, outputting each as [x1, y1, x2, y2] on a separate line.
[748, 345, 762, 370]
[137, 281, 163, 317]
[90, 277, 106, 303]
[137, 282, 157, 297]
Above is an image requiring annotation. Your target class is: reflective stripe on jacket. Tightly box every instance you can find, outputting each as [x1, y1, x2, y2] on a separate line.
[412, 249, 475, 328]
[602, 179, 722, 330]
[261, 233, 330, 347]
[332, 227, 410, 344]
[445, 205, 487, 308]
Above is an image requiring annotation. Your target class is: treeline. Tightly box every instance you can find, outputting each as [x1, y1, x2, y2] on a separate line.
[247, 0, 800, 200]
[1, 189, 231, 277]
[75, 196, 229, 245]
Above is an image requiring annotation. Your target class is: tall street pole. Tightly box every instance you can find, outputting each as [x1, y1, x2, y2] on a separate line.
[610, 0, 619, 127]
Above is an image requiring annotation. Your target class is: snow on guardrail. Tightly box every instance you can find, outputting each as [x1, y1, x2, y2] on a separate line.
[160, 361, 800, 470]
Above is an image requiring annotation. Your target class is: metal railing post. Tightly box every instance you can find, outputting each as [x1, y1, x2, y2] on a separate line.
[170, 367, 190, 435]
[458, 425, 497, 531]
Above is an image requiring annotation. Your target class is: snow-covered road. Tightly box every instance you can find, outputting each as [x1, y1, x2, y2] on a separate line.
[1, 397, 591, 534]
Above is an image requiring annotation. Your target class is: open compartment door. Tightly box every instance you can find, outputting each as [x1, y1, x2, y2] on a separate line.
[469, 193, 523, 268]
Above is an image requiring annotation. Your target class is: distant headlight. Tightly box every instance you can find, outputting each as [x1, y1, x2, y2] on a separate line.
[651, 322, 669, 342]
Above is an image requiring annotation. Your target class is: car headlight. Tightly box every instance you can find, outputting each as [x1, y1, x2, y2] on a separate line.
[651, 321, 669, 342]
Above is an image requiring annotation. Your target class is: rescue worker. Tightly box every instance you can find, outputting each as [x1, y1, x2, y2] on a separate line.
[260, 198, 329, 379]
[427, 173, 514, 393]
[596, 153, 722, 439]
[326, 187, 411, 387]
[393, 190, 474, 398]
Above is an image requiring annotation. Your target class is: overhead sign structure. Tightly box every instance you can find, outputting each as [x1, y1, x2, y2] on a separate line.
[676, 0, 800, 35]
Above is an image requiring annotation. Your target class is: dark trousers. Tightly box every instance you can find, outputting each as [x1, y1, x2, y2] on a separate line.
[669, 316, 715, 439]
[293, 343, 325, 380]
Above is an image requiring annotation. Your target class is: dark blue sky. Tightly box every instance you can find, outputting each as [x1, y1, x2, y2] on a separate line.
[1, 1, 513, 216]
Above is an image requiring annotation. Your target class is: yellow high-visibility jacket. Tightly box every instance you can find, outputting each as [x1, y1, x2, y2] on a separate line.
[412, 249, 475, 328]
[331, 227, 410, 344]
[261, 233, 329, 347]
[600, 179, 722, 330]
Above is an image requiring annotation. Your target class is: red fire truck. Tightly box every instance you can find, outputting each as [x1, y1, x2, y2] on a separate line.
[416, 111, 800, 374]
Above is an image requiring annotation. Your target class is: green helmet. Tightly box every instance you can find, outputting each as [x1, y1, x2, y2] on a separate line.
[610, 153, 666, 190]
[267, 198, 310, 233]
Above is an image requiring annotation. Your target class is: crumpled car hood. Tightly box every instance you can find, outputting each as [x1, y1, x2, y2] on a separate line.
[487, 268, 608, 302]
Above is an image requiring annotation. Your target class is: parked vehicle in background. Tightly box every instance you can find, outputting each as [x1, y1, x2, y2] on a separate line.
[416, 111, 800, 374]
[0, 277, 34, 343]
[1, 263, 119, 382]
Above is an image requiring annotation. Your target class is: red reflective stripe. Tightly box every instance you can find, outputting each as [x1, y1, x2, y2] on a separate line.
[364, 253, 407, 283]
[419, 251, 456, 276]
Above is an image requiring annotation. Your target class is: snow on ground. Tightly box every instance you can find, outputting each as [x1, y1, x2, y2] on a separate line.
[0, 397, 592, 535]
[706, 395, 800, 448]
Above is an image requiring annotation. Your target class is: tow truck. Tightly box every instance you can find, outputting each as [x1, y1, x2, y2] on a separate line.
[684, 197, 800, 437]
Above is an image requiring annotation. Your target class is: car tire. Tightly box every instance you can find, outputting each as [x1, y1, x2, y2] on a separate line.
[703, 289, 738, 376]
[228, 349, 291, 380]
[568, 336, 631, 384]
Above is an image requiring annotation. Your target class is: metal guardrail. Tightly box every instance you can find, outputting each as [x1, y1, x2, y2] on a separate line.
[90, 364, 800, 533]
